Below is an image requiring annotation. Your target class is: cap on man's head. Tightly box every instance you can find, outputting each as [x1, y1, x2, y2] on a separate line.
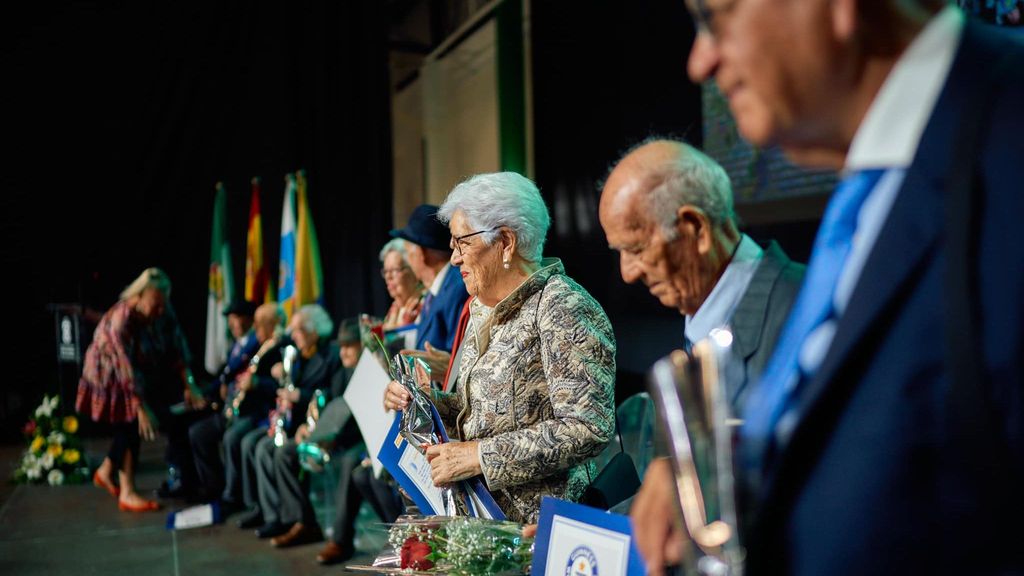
[337, 318, 361, 346]
[389, 204, 451, 252]
[223, 300, 258, 317]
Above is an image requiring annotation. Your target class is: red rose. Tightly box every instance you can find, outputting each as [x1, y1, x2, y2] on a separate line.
[400, 537, 434, 571]
[23, 420, 36, 436]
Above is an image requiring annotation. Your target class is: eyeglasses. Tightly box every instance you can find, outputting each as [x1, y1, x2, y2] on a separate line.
[687, 0, 740, 40]
[380, 266, 410, 279]
[450, 227, 500, 257]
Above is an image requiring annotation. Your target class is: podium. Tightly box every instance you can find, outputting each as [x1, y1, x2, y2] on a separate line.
[48, 303, 83, 417]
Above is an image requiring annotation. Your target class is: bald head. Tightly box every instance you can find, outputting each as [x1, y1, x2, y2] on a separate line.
[600, 139, 735, 234]
[599, 138, 740, 315]
[254, 302, 283, 343]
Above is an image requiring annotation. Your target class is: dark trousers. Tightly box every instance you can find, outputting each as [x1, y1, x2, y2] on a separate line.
[240, 426, 268, 509]
[108, 421, 140, 470]
[275, 440, 313, 526]
[189, 412, 257, 502]
[329, 447, 366, 548]
[352, 465, 403, 525]
[149, 402, 202, 493]
[254, 435, 282, 523]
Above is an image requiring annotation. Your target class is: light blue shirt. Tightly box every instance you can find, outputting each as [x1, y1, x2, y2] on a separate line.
[686, 234, 763, 347]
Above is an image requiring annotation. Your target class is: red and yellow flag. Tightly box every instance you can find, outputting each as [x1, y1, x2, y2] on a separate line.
[244, 177, 272, 303]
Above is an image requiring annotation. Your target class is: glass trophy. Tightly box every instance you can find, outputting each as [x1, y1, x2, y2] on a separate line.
[647, 328, 744, 576]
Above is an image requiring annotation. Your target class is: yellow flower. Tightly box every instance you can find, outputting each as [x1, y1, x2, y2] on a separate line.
[62, 449, 80, 464]
[47, 444, 63, 458]
[30, 436, 44, 453]
[63, 416, 79, 434]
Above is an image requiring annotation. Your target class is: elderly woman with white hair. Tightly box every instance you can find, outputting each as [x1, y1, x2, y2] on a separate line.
[384, 172, 617, 523]
[377, 238, 425, 354]
[379, 238, 425, 330]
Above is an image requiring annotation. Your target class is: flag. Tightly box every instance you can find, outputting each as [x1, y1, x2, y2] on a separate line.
[293, 169, 323, 309]
[244, 177, 272, 303]
[277, 174, 297, 320]
[205, 182, 234, 374]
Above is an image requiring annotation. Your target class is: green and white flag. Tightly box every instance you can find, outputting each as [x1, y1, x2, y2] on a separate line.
[204, 182, 234, 374]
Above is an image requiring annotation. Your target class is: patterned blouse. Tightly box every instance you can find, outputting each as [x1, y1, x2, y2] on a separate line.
[433, 258, 616, 523]
[76, 299, 190, 424]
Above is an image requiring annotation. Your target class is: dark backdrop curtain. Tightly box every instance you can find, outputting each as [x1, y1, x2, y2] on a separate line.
[531, 0, 702, 402]
[2, 2, 392, 438]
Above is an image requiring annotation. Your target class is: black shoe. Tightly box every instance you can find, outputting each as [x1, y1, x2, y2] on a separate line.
[218, 499, 244, 517]
[156, 478, 201, 501]
[255, 521, 288, 539]
[236, 508, 263, 529]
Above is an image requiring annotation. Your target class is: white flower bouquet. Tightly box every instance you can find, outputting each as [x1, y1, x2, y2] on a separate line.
[13, 395, 89, 485]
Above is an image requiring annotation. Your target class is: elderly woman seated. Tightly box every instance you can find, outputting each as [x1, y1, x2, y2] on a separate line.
[384, 172, 617, 523]
[379, 238, 425, 352]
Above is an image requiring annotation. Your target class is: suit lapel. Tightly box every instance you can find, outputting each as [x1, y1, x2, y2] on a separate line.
[730, 241, 788, 362]
[728, 242, 786, 407]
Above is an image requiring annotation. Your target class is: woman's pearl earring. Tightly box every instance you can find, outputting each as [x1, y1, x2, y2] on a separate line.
[503, 259, 510, 270]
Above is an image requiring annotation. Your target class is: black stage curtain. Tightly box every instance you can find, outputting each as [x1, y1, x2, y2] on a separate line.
[2, 2, 392, 439]
[531, 0, 702, 402]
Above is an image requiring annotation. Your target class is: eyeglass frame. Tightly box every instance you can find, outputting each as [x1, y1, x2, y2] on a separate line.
[687, 0, 741, 40]
[380, 265, 411, 279]
[450, 227, 501, 257]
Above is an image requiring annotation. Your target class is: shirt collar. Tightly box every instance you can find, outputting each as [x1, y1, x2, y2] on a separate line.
[470, 258, 564, 324]
[685, 234, 763, 345]
[428, 263, 450, 297]
[845, 5, 963, 171]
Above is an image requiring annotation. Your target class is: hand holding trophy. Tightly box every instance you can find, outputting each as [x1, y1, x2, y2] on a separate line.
[270, 344, 298, 447]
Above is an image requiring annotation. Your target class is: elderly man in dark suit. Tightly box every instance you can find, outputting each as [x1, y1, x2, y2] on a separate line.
[390, 203, 469, 374]
[637, 1, 1024, 574]
[599, 138, 805, 564]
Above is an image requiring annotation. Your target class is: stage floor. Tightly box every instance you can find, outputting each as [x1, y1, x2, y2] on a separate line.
[0, 436, 386, 575]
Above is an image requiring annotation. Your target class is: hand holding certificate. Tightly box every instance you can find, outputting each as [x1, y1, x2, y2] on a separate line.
[377, 352, 504, 520]
[424, 440, 481, 484]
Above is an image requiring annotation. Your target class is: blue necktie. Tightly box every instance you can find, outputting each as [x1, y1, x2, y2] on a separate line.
[742, 169, 886, 472]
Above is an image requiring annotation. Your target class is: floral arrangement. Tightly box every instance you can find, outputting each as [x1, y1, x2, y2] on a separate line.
[12, 395, 89, 486]
[385, 516, 534, 575]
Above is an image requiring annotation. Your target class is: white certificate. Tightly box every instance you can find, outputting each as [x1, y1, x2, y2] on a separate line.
[343, 349, 395, 477]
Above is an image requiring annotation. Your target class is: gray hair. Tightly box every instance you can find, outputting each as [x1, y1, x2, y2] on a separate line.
[378, 238, 408, 263]
[120, 267, 172, 300]
[610, 138, 735, 240]
[294, 304, 334, 339]
[437, 172, 551, 263]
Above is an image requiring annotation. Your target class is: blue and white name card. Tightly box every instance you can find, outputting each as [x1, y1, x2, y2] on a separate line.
[166, 501, 221, 530]
[532, 497, 646, 576]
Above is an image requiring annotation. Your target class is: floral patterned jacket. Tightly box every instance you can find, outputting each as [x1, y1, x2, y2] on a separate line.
[433, 258, 616, 523]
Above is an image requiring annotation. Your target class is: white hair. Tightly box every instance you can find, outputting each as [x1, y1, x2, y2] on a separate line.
[378, 238, 408, 263]
[120, 267, 172, 300]
[294, 304, 334, 339]
[645, 143, 735, 240]
[437, 172, 551, 263]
